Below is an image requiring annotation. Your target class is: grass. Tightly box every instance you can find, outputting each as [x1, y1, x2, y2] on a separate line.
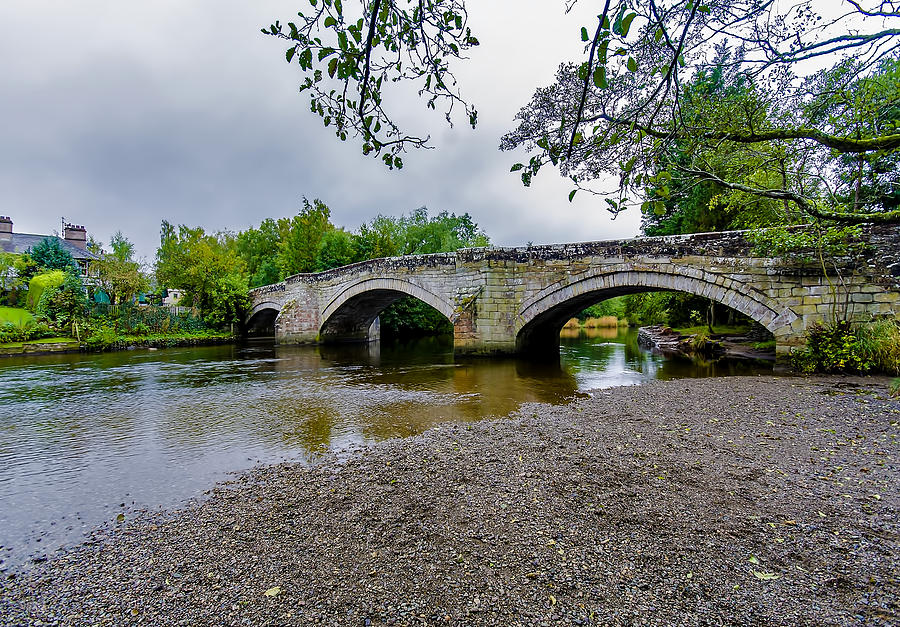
[0, 306, 33, 326]
[0, 337, 77, 349]
[672, 324, 752, 336]
[583, 316, 623, 328]
[856, 319, 900, 376]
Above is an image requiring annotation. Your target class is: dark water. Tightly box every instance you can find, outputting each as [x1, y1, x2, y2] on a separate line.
[0, 328, 771, 570]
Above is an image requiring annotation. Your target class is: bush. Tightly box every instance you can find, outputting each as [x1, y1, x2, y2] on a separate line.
[791, 319, 900, 375]
[0, 320, 57, 344]
[26, 270, 66, 311]
[35, 272, 88, 326]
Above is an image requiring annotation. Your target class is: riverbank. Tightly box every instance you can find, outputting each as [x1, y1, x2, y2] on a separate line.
[2, 376, 897, 625]
[0, 332, 235, 356]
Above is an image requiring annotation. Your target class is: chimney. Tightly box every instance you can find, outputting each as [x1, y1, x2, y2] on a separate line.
[0, 216, 11, 243]
[63, 223, 87, 250]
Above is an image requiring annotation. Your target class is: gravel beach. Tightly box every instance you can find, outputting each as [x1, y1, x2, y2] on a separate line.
[2, 376, 898, 626]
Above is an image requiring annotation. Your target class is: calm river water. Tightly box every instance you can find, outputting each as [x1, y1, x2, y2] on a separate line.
[0, 328, 771, 570]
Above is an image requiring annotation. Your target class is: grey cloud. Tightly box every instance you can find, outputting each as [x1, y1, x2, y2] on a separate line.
[0, 0, 640, 262]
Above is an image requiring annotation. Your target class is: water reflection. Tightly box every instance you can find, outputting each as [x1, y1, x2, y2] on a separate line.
[0, 330, 771, 570]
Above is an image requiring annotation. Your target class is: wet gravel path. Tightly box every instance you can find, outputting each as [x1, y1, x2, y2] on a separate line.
[2, 376, 898, 626]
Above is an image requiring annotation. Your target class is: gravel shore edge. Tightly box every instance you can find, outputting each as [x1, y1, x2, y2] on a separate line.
[2, 375, 898, 626]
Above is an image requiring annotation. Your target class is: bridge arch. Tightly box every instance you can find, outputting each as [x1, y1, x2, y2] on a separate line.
[319, 277, 455, 343]
[245, 301, 282, 336]
[516, 266, 798, 354]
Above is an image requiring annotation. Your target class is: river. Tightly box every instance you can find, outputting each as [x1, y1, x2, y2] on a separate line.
[0, 328, 772, 570]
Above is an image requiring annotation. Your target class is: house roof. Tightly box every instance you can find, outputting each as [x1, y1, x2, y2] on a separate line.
[0, 233, 99, 261]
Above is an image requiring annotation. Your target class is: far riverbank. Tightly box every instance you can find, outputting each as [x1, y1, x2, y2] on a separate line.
[3, 375, 896, 625]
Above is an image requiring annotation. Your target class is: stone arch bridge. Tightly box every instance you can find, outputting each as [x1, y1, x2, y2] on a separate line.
[247, 225, 899, 359]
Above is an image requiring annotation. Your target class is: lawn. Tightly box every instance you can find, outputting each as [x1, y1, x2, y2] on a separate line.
[0, 306, 34, 326]
[672, 324, 752, 336]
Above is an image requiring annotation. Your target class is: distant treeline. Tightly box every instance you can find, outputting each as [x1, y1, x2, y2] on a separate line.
[155, 201, 489, 333]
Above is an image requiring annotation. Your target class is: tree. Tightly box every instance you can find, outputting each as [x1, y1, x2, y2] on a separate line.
[109, 231, 136, 262]
[263, 0, 479, 169]
[237, 219, 283, 287]
[277, 198, 334, 276]
[269, 1, 900, 224]
[28, 237, 77, 272]
[316, 228, 358, 270]
[92, 232, 148, 305]
[155, 221, 250, 328]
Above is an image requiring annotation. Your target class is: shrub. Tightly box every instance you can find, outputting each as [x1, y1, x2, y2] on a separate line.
[790, 319, 900, 375]
[0, 322, 25, 343]
[792, 321, 870, 373]
[35, 272, 88, 326]
[26, 270, 66, 311]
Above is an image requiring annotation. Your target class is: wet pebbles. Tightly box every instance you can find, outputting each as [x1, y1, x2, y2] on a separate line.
[1, 376, 897, 625]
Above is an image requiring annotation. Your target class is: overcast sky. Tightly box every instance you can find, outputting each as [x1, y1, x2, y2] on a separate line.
[1, 1, 642, 262]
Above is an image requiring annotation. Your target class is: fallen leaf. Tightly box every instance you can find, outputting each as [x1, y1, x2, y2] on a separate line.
[748, 555, 759, 565]
[264, 586, 282, 597]
[549, 594, 557, 606]
[752, 570, 780, 581]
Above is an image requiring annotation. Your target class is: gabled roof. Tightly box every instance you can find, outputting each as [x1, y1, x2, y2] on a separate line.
[0, 233, 99, 261]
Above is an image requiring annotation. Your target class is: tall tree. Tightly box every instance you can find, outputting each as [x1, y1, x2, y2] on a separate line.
[277, 198, 334, 277]
[237, 218, 283, 287]
[92, 232, 148, 305]
[155, 221, 250, 327]
[28, 238, 77, 272]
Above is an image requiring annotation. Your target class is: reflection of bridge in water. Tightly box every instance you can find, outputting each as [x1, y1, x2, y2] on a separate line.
[248, 226, 900, 360]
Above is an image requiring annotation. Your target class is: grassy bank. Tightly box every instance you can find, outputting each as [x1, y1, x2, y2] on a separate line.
[81, 330, 235, 351]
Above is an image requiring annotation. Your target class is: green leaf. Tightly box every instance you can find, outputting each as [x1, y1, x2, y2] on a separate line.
[598, 41, 609, 64]
[627, 57, 637, 72]
[653, 201, 666, 215]
[654, 27, 664, 43]
[510, 163, 525, 172]
[581, 27, 589, 42]
[569, 189, 577, 202]
[286, 47, 296, 63]
[328, 57, 338, 78]
[324, 16, 336, 28]
[592, 66, 608, 89]
[620, 13, 637, 37]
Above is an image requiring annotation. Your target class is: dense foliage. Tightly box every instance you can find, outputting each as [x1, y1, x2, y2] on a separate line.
[230, 203, 489, 335]
[92, 231, 149, 305]
[34, 272, 89, 327]
[792, 319, 900, 375]
[27, 238, 77, 273]
[156, 221, 250, 328]
[26, 271, 66, 311]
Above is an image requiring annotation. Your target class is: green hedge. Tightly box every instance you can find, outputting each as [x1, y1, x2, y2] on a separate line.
[26, 270, 66, 311]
